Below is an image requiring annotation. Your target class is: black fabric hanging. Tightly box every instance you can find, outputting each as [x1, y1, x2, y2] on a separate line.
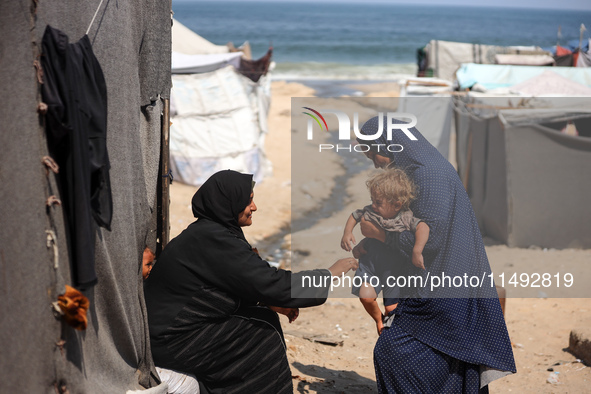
[41, 25, 112, 288]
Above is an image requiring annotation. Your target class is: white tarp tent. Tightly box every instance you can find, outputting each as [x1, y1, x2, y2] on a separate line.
[455, 63, 591, 91]
[494, 54, 555, 66]
[169, 19, 271, 186]
[172, 18, 229, 55]
[398, 78, 454, 159]
[424, 40, 550, 81]
[171, 52, 242, 74]
[509, 70, 591, 96]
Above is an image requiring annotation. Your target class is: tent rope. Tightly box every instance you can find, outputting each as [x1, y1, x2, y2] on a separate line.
[86, 0, 107, 36]
[46, 230, 59, 269]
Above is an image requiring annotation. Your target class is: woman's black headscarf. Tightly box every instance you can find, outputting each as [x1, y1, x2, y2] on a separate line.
[191, 170, 254, 238]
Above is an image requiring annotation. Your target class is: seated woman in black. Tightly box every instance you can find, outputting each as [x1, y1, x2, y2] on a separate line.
[144, 170, 357, 394]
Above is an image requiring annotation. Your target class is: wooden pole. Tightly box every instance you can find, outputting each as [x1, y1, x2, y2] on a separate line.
[157, 98, 171, 256]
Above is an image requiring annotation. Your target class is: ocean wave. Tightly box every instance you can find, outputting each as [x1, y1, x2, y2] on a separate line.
[271, 62, 418, 81]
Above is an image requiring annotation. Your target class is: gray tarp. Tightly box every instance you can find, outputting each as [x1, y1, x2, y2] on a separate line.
[425, 40, 550, 81]
[0, 0, 171, 392]
[454, 96, 591, 248]
[398, 80, 454, 160]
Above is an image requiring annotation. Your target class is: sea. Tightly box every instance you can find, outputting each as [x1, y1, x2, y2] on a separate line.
[172, 0, 590, 92]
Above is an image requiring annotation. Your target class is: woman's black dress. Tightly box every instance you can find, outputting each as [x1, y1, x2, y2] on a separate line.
[144, 170, 330, 394]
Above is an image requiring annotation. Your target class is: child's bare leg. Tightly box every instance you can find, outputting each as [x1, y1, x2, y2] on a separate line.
[384, 303, 398, 315]
[359, 283, 384, 335]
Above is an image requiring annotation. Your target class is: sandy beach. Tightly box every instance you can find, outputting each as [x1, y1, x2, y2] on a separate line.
[169, 80, 591, 393]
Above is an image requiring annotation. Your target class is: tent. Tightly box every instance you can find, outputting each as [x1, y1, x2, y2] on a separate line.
[1, 0, 171, 392]
[172, 18, 229, 55]
[455, 63, 591, 91]
[454, 94, 591, 248]
[509, 70, 591, 96]
[576, 39, 591, 67]
[171, 16, 252, 59]
[494, 54, 555, 66]
[169, 19, 272, 186]
[420, 40, 550, 81]
[398, 78, 454, 159]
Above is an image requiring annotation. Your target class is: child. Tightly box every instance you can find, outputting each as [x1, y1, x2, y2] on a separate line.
[341, 168, 429, 335]
[142, 247, 156, 280]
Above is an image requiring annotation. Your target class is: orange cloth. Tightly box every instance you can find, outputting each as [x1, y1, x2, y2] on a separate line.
[556, 45, 572, 56]
[57, 285, 89, 330]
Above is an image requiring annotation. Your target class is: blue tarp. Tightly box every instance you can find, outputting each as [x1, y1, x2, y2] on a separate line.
[455, 63, 591, 90]
[567, 38, 589, 53]
[542, 40, 590, 55]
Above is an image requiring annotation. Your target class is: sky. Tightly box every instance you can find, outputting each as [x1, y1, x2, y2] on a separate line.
[176, 0, 591, 11]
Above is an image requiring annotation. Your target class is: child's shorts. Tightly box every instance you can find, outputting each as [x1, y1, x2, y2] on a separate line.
[351, 239, 405, 306]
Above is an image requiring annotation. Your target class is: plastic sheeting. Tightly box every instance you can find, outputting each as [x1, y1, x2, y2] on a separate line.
[398, 79, 454, 159]
[456, 63, 591, 90]
[172, 18, 229, 55]
[453, 95, 591, 248]
[171, 51, 242, 74]
[576, 41, 591, 67]
[425, 40, 550, 81]
[508, 70, 591, 97]
[170, 66, 271, 186]
[494, 54, 555, 66]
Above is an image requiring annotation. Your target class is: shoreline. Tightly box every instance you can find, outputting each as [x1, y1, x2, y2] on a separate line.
[273, 78, 405, 98]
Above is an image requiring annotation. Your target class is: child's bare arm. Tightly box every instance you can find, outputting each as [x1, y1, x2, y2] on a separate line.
[411, 222, 430, 270]
[341, 214, 358, 252]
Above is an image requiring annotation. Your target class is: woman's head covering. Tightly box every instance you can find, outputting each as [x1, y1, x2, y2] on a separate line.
[191, 170, 254, 236]
[358, 115, 441, 169]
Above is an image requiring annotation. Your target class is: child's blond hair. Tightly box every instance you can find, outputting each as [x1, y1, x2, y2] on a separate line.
[366, 168, 416, 210]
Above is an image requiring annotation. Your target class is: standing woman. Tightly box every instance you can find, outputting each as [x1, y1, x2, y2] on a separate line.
[144, 170, 356, 394]
[355, 116, 515, 393]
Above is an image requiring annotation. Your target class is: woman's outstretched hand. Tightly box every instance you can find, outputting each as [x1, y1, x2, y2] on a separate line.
[360, 217, 386, 242]
[269, 306, 299, 323]
[328, 257, 358, 277]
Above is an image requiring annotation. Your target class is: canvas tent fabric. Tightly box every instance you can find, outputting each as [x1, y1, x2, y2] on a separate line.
[169, 66, 271, 186]
[456, 63, 591, 90]
[508, 70, 591, 96]
[169, 21, 272, 187]
[398, 79, 454, 159]
[0, 0, 171, 392]
[453, 95, 591, 248]
[494, 54, 555, 66]
[172, 18, 229, 55]
[171, 51, 242, 74]
[576, 40, 591, 67]
[424, 40, 550, 81]
[577, 51, 591, 67]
